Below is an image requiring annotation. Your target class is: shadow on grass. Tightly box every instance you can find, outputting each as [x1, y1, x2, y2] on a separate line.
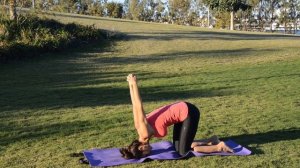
[223, 128, 300, 155]
[88, 48, 278, 66]
[0, 42, 250, 112]
[0, 39, 295, 112]
[125, 31, 300, 41]
[0, 84, 235, 150]
[0, 120, 97, 150]
[0, 81, 236, 112]
[0, 40, 291, 112]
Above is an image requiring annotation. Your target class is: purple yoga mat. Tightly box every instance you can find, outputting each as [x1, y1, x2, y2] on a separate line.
[83, 140, 251, 167]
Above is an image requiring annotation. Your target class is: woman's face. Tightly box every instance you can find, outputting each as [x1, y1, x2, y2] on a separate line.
[138, 143, 152, 156]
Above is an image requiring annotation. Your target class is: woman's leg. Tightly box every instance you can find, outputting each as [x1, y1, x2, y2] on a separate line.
[173, 122, 182, 153]
[191, 135, 220, 148]
[173, 102, 200, 156]
[193, 141, 233, 153]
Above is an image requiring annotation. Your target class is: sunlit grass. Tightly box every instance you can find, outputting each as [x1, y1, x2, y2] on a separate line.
[0, 13, 299, 168]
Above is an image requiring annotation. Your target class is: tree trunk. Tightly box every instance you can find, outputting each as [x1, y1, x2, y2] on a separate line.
[230, 11, 234, 30]
[296, 21, 298, 35]
[284, 7, 287, 34]
[270, 11, 274, 33]
[294, 21, 297, 34]
[207, 8, 210, 27]
[32, 0, 35, 9]
[9, 0, 17, 20]
[284, 22, 286, 34]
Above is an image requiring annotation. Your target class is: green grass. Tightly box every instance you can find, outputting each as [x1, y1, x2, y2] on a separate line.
[0, 13, 300, 168]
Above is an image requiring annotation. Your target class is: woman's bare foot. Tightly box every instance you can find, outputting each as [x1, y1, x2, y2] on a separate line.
[217, 141, 234, 153]
[191, 142, 199, 148]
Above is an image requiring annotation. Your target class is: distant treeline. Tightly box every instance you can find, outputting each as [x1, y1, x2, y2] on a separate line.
[2, 0, 300, 33]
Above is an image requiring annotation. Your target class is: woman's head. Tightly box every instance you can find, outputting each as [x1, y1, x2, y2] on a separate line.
[119, 140, 152, 159]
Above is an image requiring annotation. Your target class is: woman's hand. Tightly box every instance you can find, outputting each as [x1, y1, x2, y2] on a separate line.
[127, 74, 137, 85]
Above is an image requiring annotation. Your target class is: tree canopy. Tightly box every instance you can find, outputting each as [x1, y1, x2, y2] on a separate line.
[203, 0, 251, 12]
[3, 0, 300, 33]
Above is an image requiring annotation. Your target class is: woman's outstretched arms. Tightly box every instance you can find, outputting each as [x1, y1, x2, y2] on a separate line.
[127, 74, 153, 142]
[128, 77, 139, 129]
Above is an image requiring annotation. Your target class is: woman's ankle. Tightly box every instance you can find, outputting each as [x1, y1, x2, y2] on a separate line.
[216, 141, 224, 152]
[216, 141, 233, 153]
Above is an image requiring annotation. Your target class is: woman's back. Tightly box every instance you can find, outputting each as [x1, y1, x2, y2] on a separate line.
[146, 101, 188, 138]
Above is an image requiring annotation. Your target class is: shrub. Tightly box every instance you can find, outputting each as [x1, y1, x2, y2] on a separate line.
[0, 14, 107, 63]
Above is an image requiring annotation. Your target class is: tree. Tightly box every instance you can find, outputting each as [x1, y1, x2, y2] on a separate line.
[144, 0, 159, 21]
[279, 0, 290, 33]
[189, 0, 208, 26]
[288, 0, 298, 34]
[266, 0, 280, 32]
[186, 11, 198, 26]
[169, 0, 191, 25]
[106, 2, 123, 18]
[87, 1, 105, 16]
[9, 0, 17, 20]
[214, 10, 231, 29]
[204, 0, 251, 30]
[138, 0, 149, 21]
[32, 0, 35, 8]
[128, 0, 140, 20]
[296, 0, 300, 34]
[251, 0, 269, 31]
[123, 0, 130, 18]
[65, 0, 77, 13]
[154, 0, 166, 22]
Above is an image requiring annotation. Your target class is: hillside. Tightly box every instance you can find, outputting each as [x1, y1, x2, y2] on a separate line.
[0, 13, 299, 168]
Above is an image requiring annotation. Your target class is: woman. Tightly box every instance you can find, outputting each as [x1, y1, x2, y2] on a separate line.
[120, 74, 233, 159]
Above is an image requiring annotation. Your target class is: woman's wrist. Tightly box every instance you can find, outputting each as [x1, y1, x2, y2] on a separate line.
[128, 81, 137, 86]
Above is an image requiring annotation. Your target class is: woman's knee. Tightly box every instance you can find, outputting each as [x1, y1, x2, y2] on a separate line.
[186, 102, 200, 115]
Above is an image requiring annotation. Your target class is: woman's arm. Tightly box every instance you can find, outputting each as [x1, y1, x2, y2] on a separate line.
[128, 83, 140, 129]
[127, 74, 153, 142]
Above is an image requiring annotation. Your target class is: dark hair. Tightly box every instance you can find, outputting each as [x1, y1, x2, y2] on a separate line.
[119, 140, 143, 159]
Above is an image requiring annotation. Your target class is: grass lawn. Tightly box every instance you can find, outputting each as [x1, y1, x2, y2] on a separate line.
[0, 13, 299, 168]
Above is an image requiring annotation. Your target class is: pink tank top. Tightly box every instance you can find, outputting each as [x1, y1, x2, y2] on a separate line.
[146, 101, 188, 138]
